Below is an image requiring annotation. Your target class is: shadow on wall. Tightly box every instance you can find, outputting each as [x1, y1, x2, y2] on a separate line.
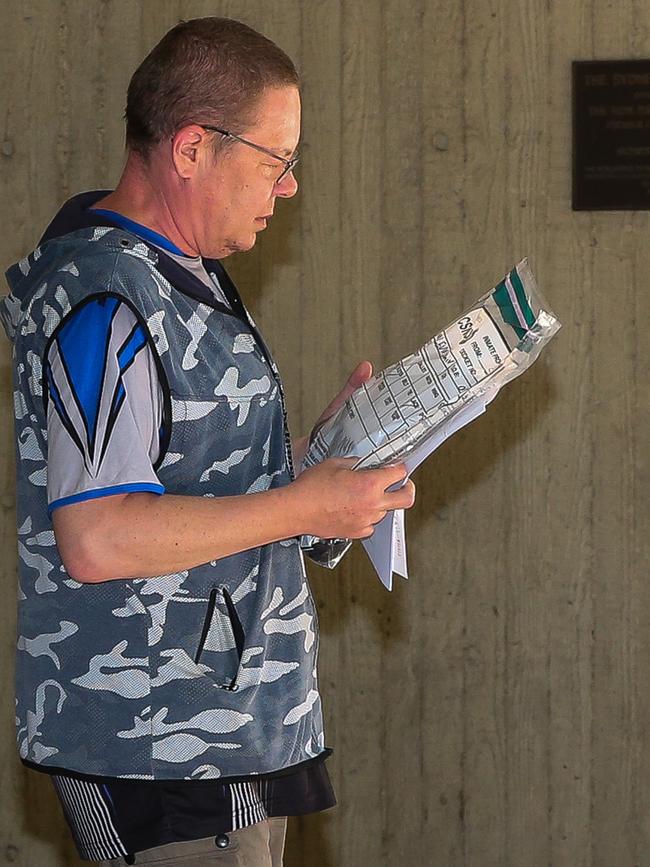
[227, 195, 301, 310]
[285, 809, 337, 867]
[18, 762, 83, 866]
[315, 357, 558, 646]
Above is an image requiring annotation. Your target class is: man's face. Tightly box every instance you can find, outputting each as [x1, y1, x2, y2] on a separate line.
[191, 86, 301, 258]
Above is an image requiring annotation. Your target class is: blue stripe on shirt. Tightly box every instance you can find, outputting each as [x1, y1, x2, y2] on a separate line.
[48, 482, 165, 516]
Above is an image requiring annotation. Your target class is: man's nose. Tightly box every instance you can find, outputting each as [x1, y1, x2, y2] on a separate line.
[275, 170, 298, 198]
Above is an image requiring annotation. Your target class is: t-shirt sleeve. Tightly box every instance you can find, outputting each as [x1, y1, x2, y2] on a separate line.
[45, 295, 165, 515]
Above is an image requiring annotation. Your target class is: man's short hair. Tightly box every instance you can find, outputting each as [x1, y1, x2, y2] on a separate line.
[125, 17, 299, 158]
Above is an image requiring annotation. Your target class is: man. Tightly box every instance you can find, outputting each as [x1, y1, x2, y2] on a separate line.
[2, 17, 415, 866]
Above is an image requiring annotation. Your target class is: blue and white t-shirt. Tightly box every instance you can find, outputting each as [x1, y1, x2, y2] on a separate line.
[45, 216, 229, 514]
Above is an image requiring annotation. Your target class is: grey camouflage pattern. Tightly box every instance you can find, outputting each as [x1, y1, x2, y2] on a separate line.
[2, 227, 325, 780]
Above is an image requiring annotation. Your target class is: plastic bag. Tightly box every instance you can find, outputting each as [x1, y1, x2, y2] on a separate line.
[301, 259, 561, 568]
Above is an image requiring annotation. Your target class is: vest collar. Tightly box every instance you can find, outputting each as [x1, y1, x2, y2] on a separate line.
[39, 190, 249, 321]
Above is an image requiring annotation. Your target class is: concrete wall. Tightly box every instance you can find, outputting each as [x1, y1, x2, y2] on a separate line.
[1, 1, 648, 865]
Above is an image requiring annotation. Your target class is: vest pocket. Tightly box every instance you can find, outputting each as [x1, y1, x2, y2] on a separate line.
[194, 588, 218, 665]
[194, 587, 245, 690]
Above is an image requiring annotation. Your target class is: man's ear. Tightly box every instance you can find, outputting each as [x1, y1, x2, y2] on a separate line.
[171, 125, 206, 179]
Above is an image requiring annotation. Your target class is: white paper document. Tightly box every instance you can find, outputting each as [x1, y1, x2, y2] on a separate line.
[360, 389, 497, 589]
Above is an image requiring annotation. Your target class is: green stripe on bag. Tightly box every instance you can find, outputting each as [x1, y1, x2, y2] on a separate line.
[509, 267, 536, 328]
[493, 281, 527, 339]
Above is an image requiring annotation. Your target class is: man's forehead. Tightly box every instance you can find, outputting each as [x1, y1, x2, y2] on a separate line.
[247, 86, 301, 149]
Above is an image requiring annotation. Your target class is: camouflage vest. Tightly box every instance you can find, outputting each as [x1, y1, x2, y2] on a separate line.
[2, 207, 325, 780]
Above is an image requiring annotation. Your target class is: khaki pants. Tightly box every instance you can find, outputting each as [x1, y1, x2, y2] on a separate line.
[99, 817, 288, 866]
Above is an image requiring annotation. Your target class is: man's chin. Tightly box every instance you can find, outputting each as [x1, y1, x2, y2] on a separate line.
[219, 234, 257, 257]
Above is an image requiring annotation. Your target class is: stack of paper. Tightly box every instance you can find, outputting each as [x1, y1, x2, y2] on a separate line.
[360, 388, 497, 589]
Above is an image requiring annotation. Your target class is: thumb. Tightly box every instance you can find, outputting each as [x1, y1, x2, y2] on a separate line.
[313, 360, 374, 432]
[346, 360, 373, 391]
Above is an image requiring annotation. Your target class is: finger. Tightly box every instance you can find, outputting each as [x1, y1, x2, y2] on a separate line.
[401, 481, 416, 507]
[385, 484, 416, 509]
[375, 462, 408, 488]
[337, 361, 373, 408]
[312, 360, 374, 430]
[347, 359, 373, 389]
[357, 461, 407, 481]
[327, 456, 360, 470]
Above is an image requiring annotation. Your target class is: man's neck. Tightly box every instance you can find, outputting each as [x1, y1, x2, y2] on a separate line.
[90, 156, 199, 256]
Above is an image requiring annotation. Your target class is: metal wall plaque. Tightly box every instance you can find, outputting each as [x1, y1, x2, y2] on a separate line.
[573, 59, 650, 210]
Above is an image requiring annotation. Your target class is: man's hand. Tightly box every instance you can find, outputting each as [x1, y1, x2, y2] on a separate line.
[292, 360, 374, 467]
[290, 458, 416, 540]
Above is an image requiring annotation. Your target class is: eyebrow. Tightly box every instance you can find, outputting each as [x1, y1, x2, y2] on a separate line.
[271, 140, 300, 157]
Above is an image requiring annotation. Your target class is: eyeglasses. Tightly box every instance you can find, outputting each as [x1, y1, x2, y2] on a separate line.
[201, 125, 300, 184]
